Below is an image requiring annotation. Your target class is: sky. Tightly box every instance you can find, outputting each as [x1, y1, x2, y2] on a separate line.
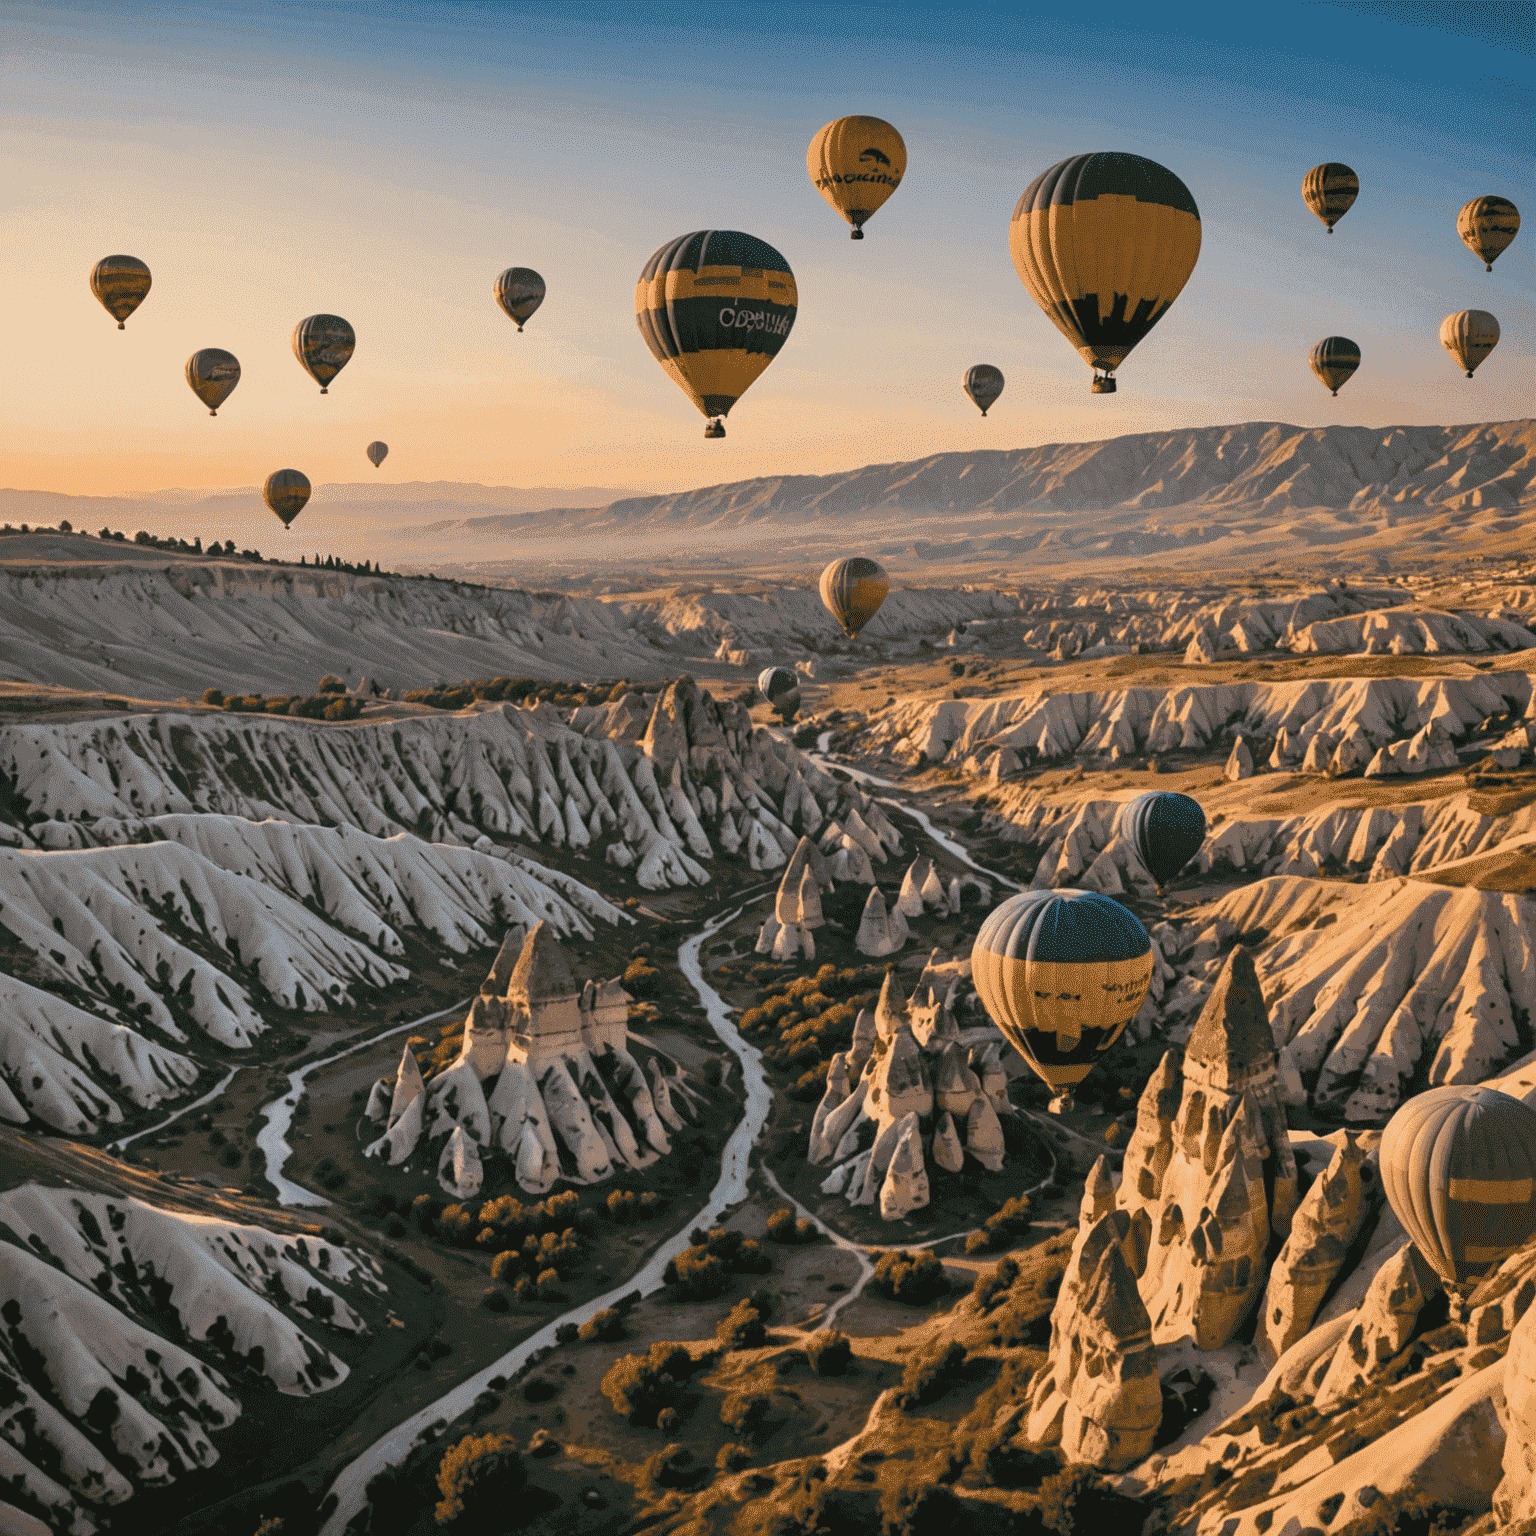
[4, 0, 1532, 502]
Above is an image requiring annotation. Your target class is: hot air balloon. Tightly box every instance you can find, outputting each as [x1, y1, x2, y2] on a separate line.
[1310, 336, 1360, 396]
[1302, 163, 1358, 233]
[964, 364, 1005, 417]
[1009, 152, 1201, 393]
[1380, 1085, 1536, 1287]
[263, 469, 311, 529]
[757, 666, 801, 722]
[495, 267, 545, 331]
[971, 889, 1153, 1113]
[1117, 792, 1206, 892]
[90, 255, 152, 329]
[1439, 310, 1500, 378]
[819, 556, 888, 640]
[635, 230, 798, 438]
[1457, 196, 1519, 272]
[366, 441, 388, 468]
[293, 314, 355, 394]
[184, 349, 241, 417]
[806, 116, 907, 240]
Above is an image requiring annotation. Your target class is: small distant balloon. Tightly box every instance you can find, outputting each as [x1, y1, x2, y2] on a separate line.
[964, 364, 1005, 417]
[366, 441, 389, 468]
[1439, 310, 1500, 378]
[293, 314, 355, 394]
[971, 888, 1153, 1113]
[1380, 1084, 1536, 1286]
[91, 255, 152, 329]
[1302, 163, 1358, 232]
[1309, 336, 1360, 396]
[1117, 792, 1206, 891]
[263, 469, 311, 528]
[1457, 196, 1520, 272]
[185, 349, 241, 417]
[819, 556, 888, 639]
[495, 268, 546, 331]
[757, 666, 801, 721]
[806, 115, 907, 239]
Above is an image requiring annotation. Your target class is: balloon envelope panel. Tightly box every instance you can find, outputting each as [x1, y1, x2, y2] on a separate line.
[1009, 151, 1201, 379]
[819, 556, 889, 638]
[635, 230, 797, 421]
[1118, 791, 1206, 887]
[971, 889, 1152, 1090]
[1381, 1085, 1536, 1285]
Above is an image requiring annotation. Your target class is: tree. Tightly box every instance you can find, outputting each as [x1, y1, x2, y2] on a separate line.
[433, 1432, 525, 1528]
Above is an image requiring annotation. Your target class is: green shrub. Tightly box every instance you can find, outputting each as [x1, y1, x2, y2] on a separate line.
[716, 1442, 752, 1472]
[317, 674, 346, 693]
[871, 1249, 948, 1305]
[433, 1433, 525, 1528]
[965, 1195, 1033, 1254]
[623, 958, 661, 997]
[803, 1331, 852, 1376]
[971, 1255, 1021, 1310]
[201, 688, 225, 706]
[664, 1227, 773, 1300]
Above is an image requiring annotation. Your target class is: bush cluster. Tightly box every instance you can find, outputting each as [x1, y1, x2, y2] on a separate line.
[600, 1342, 706, 1427]
[765, 1207, 819, 1245]
[897, 1341, 968, 1409]
[209, 690, 363, 720]
[715, 1290, 774, 1350]
[802, 1330, 853, 1376]
[433, 1433, 525, 1529]
[402, 676, 647, 712]
[970, 1255, 1021, 1311]
[577, 1307, 627, 1343]
[719, 1389, 776, 1442]
[738, 964, 882, 1099]
[871, 1249, 949, 1305]
[964, 1194, 1033, 1254]
[664, 1226, 773, 1300]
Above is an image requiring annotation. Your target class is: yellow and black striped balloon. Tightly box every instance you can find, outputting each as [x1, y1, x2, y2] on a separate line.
[1457, 196, 1520, 272]
[1439, 310, 1500, 378]
[635, 230, 797, 436]
[971, 889, 1153, 1111]
[185, 348, 241, 417]
[1303, 163, 1359, 232]
[1009, 152, 1201, 391]
[807, 116, 907, 239]
[293, 314, 355, 394]
[819, 556, 888, 639]
[1309, 336, 1360, 396]
[263, 469, 311, 529]
[1380, 1085, 1536, 1286]
[90, 255, 152, 329]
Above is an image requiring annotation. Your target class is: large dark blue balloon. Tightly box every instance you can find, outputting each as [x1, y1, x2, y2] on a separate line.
[1118, 792, 1206, 889]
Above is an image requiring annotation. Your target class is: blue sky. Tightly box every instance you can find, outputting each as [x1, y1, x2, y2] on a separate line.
[5, 0, 1531, 496]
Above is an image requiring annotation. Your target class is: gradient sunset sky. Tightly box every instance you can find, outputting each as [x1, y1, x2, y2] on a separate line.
[7, 0, 1532, 498]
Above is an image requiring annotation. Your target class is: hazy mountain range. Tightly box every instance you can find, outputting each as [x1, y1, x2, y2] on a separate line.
[6, 420, 1531, 581]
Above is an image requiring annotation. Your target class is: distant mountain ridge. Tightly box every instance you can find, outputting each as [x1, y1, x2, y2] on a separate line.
[588, 420, 1534, 525]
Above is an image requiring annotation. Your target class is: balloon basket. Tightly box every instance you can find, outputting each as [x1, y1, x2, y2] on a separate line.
[1091, 375, 1117, 394]
[850, 229, 864, 240]
[704, 419, 726, 439]
[1047, 1092, 1075, 1116]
